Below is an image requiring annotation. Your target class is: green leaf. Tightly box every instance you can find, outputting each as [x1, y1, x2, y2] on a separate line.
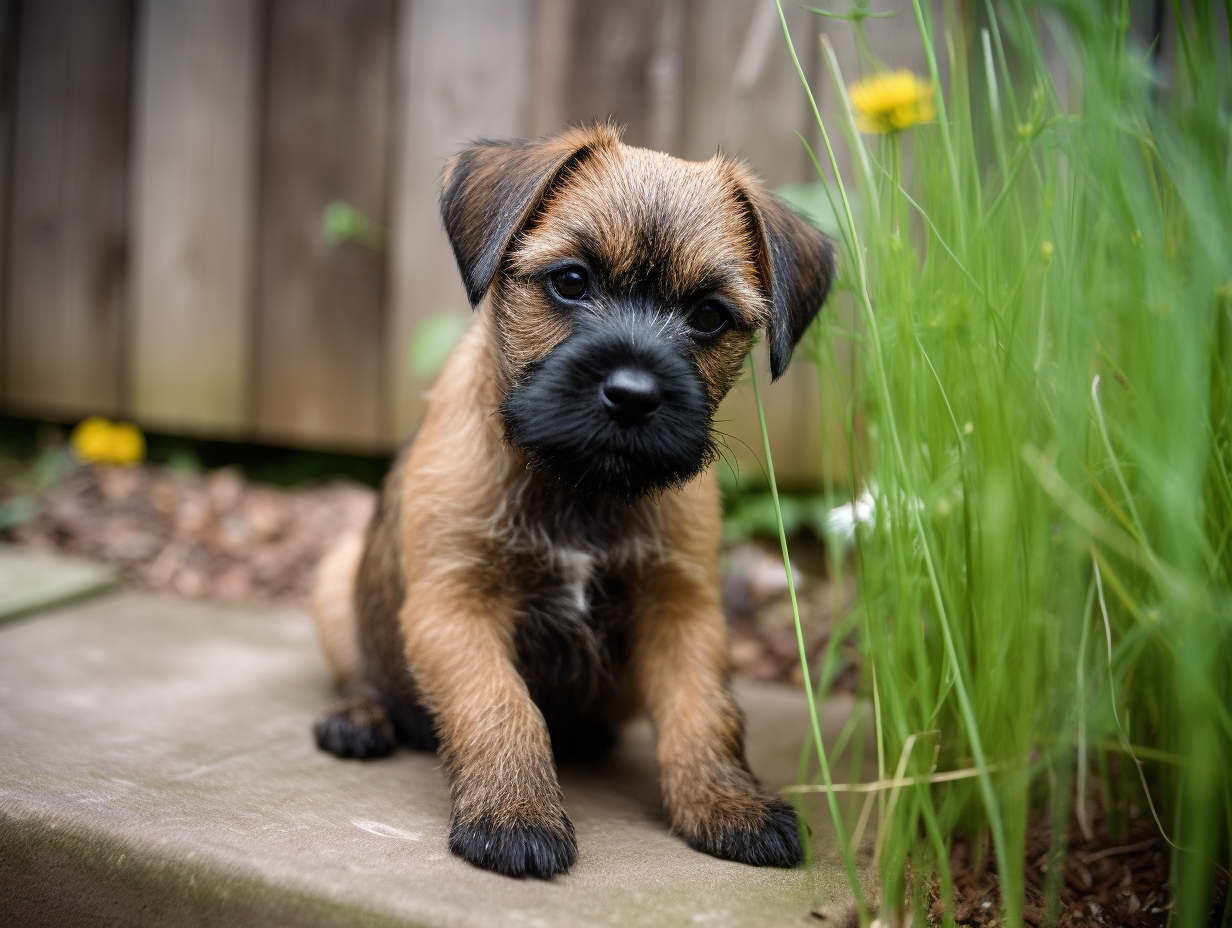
[406, 314, 470, 381]
[774, 182, 845, 235]
[0, 496, 37, 531]
[321, 200, 385, 251]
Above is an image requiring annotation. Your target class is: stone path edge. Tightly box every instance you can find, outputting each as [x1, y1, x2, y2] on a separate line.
[0, 548, 120, 625]
[1, 807, 420, 928]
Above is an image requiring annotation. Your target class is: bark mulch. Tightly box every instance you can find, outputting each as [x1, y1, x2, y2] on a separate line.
[4, 463, 374, 604]
[927, 803, 1226, 927]
[2, 461, 851, 686]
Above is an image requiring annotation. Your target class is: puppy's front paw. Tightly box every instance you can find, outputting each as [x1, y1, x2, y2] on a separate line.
[449, 815, 577, 878]
[684, 796, 803, 868]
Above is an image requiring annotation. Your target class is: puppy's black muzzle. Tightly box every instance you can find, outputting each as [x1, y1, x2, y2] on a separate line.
[501, 311, 714, 500]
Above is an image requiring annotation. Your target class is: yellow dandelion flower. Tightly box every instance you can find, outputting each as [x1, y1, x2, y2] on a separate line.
[849, 70, 935, 135]
[108, 423, 145, 466]
[71, 417, 115, 463]
[70, 417, 145, 467]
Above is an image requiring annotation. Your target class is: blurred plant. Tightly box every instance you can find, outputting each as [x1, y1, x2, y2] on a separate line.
[0, 431, 73, 532]
[722, 484, 844, 544]
[321, 200, 385, 251]
[406, 313, 470, 381]
[164, 446, 203, 476]
[0, 494, 37, 532]
[70, 417, 145, 468]
[775, 181, 843, 235]
[805, 3, 896, 23]
[771, 0, 1232, 924]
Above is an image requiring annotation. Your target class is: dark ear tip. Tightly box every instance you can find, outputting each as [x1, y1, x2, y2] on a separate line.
[763, 330, 793, 379]
[768, 341, 791, 380]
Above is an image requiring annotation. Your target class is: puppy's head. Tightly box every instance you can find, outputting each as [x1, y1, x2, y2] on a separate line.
[441, 124, 835, 500]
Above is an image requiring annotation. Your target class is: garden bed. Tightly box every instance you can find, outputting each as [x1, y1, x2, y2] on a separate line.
[3, 457, 1208, 926]
[0, 459, 852, 688]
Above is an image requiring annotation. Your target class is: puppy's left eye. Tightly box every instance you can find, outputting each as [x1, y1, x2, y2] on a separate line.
[549, 266, 589, 301]
[687, 301, 729, 336]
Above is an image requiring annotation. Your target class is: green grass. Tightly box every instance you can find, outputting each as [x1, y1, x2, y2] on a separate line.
[763, 1, 1232, 924]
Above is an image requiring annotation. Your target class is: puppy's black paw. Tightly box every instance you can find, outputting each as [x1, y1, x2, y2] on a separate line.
[449, 816, 577, 878]
[313, 704, 396, 759]
[685, 797, 803, 868]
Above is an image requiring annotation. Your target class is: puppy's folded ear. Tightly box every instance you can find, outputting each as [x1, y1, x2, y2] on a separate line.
[734, 180, 837, 380]
[440, 124, 620, 307]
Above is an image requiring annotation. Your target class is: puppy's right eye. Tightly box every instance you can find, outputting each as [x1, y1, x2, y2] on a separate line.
[549, 266, 589, 301]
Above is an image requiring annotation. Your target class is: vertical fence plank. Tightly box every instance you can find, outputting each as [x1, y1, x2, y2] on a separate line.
[0, 0, 14, 397]
[254, 0, 394, 450]
[526, 0, 571, 137]
[388, 0, 533, 439]
[4, 0, 132, 419]
[547, 0, 685, 151]
[679, 1, 819, 183]
[130, 0, 259, 435]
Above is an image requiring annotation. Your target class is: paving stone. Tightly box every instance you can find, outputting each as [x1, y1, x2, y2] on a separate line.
[0, 547, 118, 624]
[0, 592, 865, 927]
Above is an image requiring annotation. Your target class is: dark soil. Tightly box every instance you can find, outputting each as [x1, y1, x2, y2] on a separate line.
[928, 804, 1226, 928]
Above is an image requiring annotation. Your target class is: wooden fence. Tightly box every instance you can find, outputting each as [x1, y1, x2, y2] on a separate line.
[0, 0, 938, 483]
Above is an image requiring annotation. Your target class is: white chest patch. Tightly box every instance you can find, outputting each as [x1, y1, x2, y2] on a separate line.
[555, 547, 595, 615]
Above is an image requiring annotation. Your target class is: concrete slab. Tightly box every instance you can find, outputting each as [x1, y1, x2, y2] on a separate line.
[0, 547, 119, 624]
[0, 592, 865, 927]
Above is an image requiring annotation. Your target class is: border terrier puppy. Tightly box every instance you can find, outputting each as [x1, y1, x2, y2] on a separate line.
[310, 123, 835, 879]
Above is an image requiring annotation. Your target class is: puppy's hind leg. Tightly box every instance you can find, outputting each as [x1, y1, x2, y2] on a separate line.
[313, 682, 397, 760]
[310, 532, 396, 760]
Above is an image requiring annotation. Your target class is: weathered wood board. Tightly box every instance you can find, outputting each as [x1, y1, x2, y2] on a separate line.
[4, 0, 133, 419]
[129, 0, 260, 435]
[253, 0, 395, 450]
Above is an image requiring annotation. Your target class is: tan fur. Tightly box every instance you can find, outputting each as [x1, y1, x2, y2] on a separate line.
[310, 124, 834, 875]
[310, 531, 364, 685]
[630, 479, 775, 841]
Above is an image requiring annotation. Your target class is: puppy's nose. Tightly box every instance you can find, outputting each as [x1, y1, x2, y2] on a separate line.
[600, 368, 661, 425]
